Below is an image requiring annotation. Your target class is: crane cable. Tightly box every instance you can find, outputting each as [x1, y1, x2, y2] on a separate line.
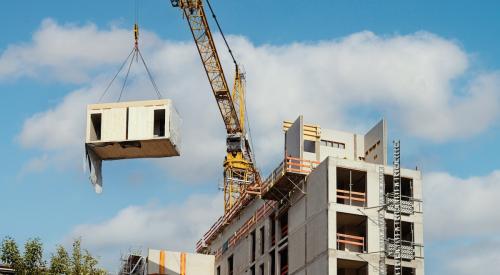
[98, 0, 163, 102]
[205, 0, 237, 69]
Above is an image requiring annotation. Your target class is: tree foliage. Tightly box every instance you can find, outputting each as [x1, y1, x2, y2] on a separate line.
[0, 236, 107, 275]
[24, 238, 46, 274]
[0, 236, 23, 271]
[49, 245, 70, 274]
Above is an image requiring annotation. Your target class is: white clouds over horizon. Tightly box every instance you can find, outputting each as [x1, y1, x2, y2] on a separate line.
[2, 18, 500, 272]
[424, 169, 500, 241]
[6, 19, 499, 184]
[65, 193, 222, 272]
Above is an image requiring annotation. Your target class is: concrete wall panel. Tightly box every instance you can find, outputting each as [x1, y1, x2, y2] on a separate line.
[289, 195, 306, 233]
[306, 160, 328, 218]
[364, 119, 387, 165]
[285, 116, 303, 159]
[306, 211, 328, 262]
[306, 253, 328, 274]
[289, 225, 306, 274]
[101, 107, 127, 141]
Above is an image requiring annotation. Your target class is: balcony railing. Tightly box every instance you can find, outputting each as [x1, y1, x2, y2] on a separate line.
[336, 233, 365, 253]
[385, 239, 415, 260]
[336, 189, 366, 206]
[385, 194, 415, 215]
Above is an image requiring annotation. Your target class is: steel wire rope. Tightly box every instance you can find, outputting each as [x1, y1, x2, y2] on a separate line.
[206, 0, 237, 68]
[98, 48, 135, 102]
[117, 49, 137, 102]
[137, 48, 163, 99]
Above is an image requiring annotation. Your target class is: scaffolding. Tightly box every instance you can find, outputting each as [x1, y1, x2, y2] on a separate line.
[392, 140, 402, 275]
[378, 165, 386, 275]
[196, 156, 318, 254]
[119, 251, 146, 275]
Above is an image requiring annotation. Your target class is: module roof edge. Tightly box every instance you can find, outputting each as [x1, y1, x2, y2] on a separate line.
[87, 99, 171, 109]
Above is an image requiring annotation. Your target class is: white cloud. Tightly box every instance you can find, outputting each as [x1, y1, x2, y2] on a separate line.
[442, 239, 500, 275]
[425, 170, 500, 241]
[65, 193, 222, 271]
[11, 20, 500, 181]
[0, 18, 161, 83]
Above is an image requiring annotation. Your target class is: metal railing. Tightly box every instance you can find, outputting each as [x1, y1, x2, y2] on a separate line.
[261, 156, 319, 193]
[385, 194, 415, 215]
[336, 233, 366, 253]
[385, 239, 415, 260]
[336, 189, 366, 206]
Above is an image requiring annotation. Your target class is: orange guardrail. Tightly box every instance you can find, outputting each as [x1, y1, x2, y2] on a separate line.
[336, 233, 365, 251]
[196, 156, 320, 254]
[336, 189, 366, 204]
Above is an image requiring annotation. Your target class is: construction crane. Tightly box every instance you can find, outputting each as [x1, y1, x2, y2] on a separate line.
[170, 0, 261, 213]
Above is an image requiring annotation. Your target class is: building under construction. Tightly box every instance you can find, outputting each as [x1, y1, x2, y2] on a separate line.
[191, 116, 424, 275]
[108, 1, 425, 274]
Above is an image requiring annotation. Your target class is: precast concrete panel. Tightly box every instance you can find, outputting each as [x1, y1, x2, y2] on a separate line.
[306, 211, 328, 263]
[364, 119, 387, 165]
[285, 116, 303, 159]
[289, 195, 306, 233]
[101, 107, 127, 141]
[186, 253, 215, 275]
[306, 253, 328, 274]
[306, 160, 328, 218]
[147, 249, 214, 275]
[127, 105, 155, 140]
[288, 225, 306, 273]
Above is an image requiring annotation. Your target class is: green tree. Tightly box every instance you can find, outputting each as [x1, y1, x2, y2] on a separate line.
[71, 238, 83, 275]
[23, 237, 46, 274]
[2, 237, 107, 275]
[0, 236, 24, 272]
[49, 245, 70, 274]
[70, 238, 106, 275]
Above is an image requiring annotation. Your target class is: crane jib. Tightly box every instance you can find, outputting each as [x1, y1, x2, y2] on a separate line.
[180, 5, 242, 134]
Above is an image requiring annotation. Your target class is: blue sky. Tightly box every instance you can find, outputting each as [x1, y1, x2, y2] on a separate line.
[0, 0, 499, 273]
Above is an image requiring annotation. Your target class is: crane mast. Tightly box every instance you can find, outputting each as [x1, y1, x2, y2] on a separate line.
[171, 0, 261, 213]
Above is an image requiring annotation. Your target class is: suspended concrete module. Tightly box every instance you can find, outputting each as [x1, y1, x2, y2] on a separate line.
[85, 99, 181, 193]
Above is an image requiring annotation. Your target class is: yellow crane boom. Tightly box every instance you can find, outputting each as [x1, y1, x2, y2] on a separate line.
[172, 0, 240, 133]
[171, 0, 261, 213]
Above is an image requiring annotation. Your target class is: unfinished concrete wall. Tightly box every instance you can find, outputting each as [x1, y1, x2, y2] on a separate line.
[285, 116, 304, 159]
[363, 119, 387, 165]
[147, 249, 214, 275]
[305, 160, 329, 271]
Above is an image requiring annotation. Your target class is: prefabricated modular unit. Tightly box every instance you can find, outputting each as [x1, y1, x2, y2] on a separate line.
[85, 99, 180, 160]
[147, 249, 215, 275]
